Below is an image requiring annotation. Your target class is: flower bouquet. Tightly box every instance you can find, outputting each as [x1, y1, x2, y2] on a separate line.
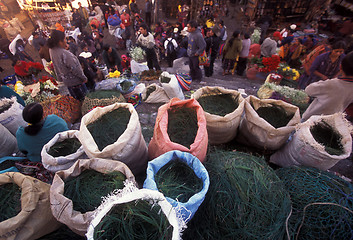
[25, 62, 44, 76]
[277, 63, 300, 81]
[45, 62, 57, 81]
[260, 55, 281, 73]
[129, 46, 146, 63]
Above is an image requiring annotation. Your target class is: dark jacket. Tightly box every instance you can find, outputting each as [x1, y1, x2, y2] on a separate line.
[187, 28, 206, 57]
[102, 47, 122, 71]
[205, 35, 220, 59]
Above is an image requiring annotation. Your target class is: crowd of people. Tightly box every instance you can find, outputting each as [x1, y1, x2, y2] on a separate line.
[0, 1, 353, 166]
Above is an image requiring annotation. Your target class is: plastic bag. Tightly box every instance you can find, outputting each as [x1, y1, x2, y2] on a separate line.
[148, 98, 208, 162]
[270, 113, 352, 170]
[41, 130, 85, 172]
[144, 150, 210, 222]
[130, 60, 149, 74]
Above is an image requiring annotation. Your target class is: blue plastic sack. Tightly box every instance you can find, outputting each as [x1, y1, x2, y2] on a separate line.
[2, 75, 17, 85]
[107, 14, 122, 27]
[0, 156, 27, 174]
[143, 150, 210, 222]
[116, 79, 137, 95]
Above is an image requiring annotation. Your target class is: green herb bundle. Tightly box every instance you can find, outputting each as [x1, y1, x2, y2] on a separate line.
[93, 200, 173, 240]
[155, 159, 203, 203]
[64, 170, 126, 213]
[0, 183, 22, 222]
[255, 104, 294, 128]
[183, 151, 291, 240]
[310, 121, 344, 156]
[167, 107, 198, 149]
[87, 108, 131, 151]
[198, 94, 239, 116]
[48, 138, 81, 157]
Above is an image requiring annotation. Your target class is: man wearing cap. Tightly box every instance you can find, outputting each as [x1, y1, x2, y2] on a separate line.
[261, 32, 280, 57]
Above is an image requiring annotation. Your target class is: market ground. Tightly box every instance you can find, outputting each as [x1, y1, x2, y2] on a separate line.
[1, 14, 352, 181]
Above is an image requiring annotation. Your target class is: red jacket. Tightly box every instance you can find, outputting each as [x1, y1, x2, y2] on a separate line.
[120, 13, 131, 27]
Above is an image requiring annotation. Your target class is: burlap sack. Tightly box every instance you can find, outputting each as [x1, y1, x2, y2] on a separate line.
[50, 158, 136, 236]
[192, 86, 245, 145]
[0, 172, 60, 240]
[0, 97, 26, 136]
[142, 83, 170, 103]
[148, 98, 208, 162]
[0, 123, 19, 158]
[237, 96, 301, 150]
[270, 113, 353, 171]
[81, 94, 126, 115]
[41, 130, 85, 173]
[77, 103, 148, 176]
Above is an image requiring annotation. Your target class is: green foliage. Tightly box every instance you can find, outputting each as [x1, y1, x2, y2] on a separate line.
[48, 138, 81, 157]
[0, 183, 21, 222]
[64, 170, 126, 213]
[88, 108, 131, 151]
[198, 93, 239, 117]
[155, 159, 203, 203]
[86, 90, 123, 100]
[255, 104, 294, 128]
[167, 107, 198, 149]
[93, 200, 172, 240]
[143, 85, 156, 101]
[310, 121, 344, 156]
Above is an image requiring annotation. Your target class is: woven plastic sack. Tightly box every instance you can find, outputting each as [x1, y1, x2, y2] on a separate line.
[41, 130, 85, 173]
[270, 113, 352, 171]
[159, 72, 185, 100]
[142, 83, 170, 103]
[0, 123, 19, 158]
[148, 98, 208, 162]
[94, 78, 120, 90]
[86, 182, 184, 240]
[237, 96, 301, 150]
[0, 97, 26, 136]
[144, 150, 209, 222]
[0, 172, 61, 240]
[77, 103, 148, 176]
[50, 158, 136, 236]
[116, 79, 137, 95]
[81, 92, 125, 115]
[192, 86, 245, 145]
[41, 95, 81, 124]
[130, 60, 149, 74]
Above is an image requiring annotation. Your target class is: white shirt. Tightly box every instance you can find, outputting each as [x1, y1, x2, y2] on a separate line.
[164, 38, 178, 49]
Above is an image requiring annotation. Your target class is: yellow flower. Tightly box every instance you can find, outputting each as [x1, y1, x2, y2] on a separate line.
[108, 70, 121, 78]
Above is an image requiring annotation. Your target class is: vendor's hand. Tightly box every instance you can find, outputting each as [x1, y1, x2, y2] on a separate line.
[109, 68, 114, 72]
[322, 76, 328, 80]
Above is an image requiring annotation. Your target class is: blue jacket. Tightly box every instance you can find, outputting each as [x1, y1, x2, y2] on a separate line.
[16, 115, 68, 162]
[108, 14, 122, 27]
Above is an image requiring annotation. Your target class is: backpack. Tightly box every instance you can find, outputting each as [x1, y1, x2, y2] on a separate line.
[166, 39, 176, 56]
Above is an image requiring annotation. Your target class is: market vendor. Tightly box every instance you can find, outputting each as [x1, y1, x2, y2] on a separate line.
[102, 44, 122, 72]
[16, 103, 68, 162]
[302, 52, 353, 122]
[48, 30, 88, 101]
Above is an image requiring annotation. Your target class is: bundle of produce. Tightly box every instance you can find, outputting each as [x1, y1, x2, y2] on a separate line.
[271, 113, 352, 170]
[81, 90, 125, 115]
[116, 79, 136, 95]
[140, 69, 162, 81]
[41, 95, 81, 124]
[50, 158, 136, 235]
[183, 151, 291, 240]
[78, 103, 148, 176]
[141, 83, 170, 103]
[277, 166, 353, 240]
[144, 151, 209, 222]
[149, 98, 208, 162]
[0, 97, 26, 135]
[237, 96, 300, 150]
[192, 87, 245, 144]
[258, 82, 309, 114]
[41, 130, 85, 173]
[86, 183, 183, 240]
[159, 72, 185, 100]
[129, 46, 146, 63]
[0, 172, 60, 239]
